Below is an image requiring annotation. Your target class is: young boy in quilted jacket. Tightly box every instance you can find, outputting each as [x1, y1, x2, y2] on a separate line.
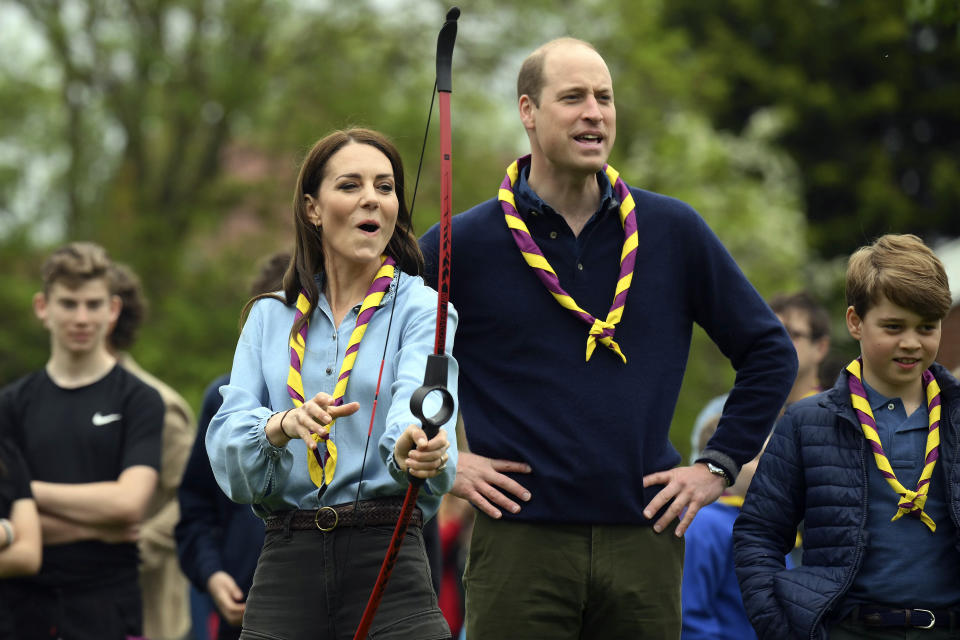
[733, 234, 960, 639]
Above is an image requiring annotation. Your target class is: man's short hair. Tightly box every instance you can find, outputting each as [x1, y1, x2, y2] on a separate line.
[846, 233, 952, 320]
[517, 37, 597, 106]
[108, 262, 146, 351]
[41, 242, 112, 294]
[769, 291, 831, 341]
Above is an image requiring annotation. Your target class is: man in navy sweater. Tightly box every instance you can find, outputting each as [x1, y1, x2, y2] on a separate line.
[419, 37, 797, 639]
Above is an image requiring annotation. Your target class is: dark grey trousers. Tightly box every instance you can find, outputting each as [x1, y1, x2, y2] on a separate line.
[240, 523, 450, 640]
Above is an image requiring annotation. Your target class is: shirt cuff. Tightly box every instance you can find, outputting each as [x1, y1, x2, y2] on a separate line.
[256, 412, 285, 460]
[696, 449, 738, 484]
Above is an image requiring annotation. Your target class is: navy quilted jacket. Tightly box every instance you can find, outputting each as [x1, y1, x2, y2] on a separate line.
[732, 362, 960, 640]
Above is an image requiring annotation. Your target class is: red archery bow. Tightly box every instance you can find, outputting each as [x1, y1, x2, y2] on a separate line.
[352, 8, 459, 639]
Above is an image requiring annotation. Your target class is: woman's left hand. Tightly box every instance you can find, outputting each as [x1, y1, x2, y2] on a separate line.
[394, 426, 450, 479]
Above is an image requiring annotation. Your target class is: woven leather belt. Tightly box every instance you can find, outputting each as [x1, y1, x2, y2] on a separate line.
[855, 605, 959, 630]
[264, 497, 422, 533]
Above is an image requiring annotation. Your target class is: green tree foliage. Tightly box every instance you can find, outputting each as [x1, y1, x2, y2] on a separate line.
[663, 0, 960, 258]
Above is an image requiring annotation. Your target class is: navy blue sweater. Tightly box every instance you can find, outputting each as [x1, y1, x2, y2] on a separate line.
[420, 170, 796, 524]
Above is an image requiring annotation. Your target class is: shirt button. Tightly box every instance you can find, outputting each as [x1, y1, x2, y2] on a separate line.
[887, 403, 895, 411]
[332, 333, 337, 340]
[577, 263, 584, 271]
[549, 231, 558, 239]
[326, 367, 332, 375]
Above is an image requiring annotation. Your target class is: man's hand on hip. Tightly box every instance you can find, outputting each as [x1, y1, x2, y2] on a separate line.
[453, 451, 532, 519]
[642, 463, 726, 537]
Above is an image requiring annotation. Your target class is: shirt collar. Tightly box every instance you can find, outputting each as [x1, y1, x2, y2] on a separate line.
[513, 163, 618, 221]
[313, 268, 399, 313]
[861, 378, 898, 413]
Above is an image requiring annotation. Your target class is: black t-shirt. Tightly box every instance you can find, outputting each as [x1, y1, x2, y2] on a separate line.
[0, 365, 164, 588]
[0, 438, 31, 518]
[0, 437, 32, 638]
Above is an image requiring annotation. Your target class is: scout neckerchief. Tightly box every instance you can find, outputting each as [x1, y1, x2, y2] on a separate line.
[717, 494, 744, 508]
[846, 357, 941, 532]
[498, 154, 638, 362]
[286, 255, 397, 489]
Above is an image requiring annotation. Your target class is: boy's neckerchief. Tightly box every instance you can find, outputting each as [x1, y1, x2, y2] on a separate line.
[286, 255, 397, 490]
[498, 155, 638, 362]
[846, 357, 941, 532]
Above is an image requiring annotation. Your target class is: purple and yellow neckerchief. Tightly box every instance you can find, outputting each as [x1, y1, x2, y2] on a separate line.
[498, 154, 638, 362]
[286, 255, 397, 489]
[846, 357, 941, 532]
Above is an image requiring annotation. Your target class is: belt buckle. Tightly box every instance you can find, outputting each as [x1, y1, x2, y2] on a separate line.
[314, 506, 339, 532]
[913, 609, 935, 630]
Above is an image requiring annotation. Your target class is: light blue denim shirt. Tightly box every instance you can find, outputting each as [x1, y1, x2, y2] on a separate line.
[206, 271, 458, 521]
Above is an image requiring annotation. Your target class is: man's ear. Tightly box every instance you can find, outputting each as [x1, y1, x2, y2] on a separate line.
[109, 294, 122, 325]
[33, 291, 47, 323]
[845, 306, 862, 341]
[518, 94, 537, 130]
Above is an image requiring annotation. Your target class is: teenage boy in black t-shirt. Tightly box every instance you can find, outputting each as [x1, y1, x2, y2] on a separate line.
[0, 242, 164, 640]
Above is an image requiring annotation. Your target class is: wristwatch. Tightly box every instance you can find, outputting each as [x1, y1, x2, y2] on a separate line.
[702, 461, 732, 487]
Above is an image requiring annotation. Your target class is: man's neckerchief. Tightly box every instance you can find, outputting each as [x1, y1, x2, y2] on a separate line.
[846, 357, 941, 532]
[498, 155, 638, 362]
[285, 256, 397, 490]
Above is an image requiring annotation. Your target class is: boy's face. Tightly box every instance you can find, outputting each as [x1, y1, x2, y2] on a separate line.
[846, 294, 941, 399]
[33, 278, 121, 357]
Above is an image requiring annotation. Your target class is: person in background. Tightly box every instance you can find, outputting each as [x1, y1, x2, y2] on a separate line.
[436, 491, 473, 638]
[109, 261, 195, 640]
[206, 128, 458, 639]
[768, 291, 832, 404]
[735, 234, 960, 639]
[176, 251, 288, 640]
[0, 241, 164, 640]
[420, 37, 796, 638]
[688, 290, 831, 468]
[0, 437, 42, 640]
[681, 414, 785, 640]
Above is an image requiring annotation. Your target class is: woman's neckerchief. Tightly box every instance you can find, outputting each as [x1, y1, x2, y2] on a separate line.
[498, 154, 638, 362]
[286, 256, 397, 490]
[846, 357, 941, 532]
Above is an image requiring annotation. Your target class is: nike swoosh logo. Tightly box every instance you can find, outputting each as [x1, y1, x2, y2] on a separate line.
[92, 412, 122, 427]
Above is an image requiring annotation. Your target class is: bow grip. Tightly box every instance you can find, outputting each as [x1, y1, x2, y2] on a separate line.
[409, 353, 455, 439]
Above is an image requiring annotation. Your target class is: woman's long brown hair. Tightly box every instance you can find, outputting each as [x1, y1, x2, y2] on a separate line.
[241, 128, 423, 340]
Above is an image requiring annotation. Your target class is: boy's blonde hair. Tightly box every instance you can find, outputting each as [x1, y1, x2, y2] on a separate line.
[846, 233, 951, 320]
[41, 242, 112, 294]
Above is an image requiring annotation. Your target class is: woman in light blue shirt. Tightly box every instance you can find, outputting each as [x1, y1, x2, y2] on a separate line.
[207, 128, 457, 640]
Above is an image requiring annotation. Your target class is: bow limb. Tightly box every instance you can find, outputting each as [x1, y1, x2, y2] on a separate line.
[352, 8, 460, 639]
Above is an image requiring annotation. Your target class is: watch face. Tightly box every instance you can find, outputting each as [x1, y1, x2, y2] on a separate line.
[706, 462, 729, 484]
